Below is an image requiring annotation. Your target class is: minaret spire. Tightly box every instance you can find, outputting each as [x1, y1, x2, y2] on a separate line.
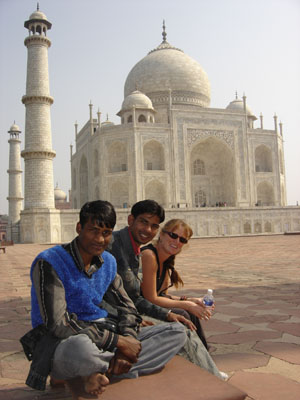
[162, 20, 167, 42]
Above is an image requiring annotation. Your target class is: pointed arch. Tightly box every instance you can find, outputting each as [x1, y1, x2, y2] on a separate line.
[110, 181, 129, 208]
[255, 145, 272, 172]
[108, 141, 127, 173]
[257, 181, 274, 206]
[190, 137, 236, 206]
[145, 180, 167, 206]
[143, 140, 165, 170]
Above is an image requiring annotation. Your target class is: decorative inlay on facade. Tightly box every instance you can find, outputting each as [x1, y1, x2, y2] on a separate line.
[187, 129, 234, 149]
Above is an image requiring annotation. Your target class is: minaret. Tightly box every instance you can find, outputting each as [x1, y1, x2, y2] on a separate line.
[21, 5, 56, 210]
[7, 123, 23, 242]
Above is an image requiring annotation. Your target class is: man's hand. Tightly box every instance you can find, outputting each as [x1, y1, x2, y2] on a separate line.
[116, 335, 141, 363]
[140, 319, 155, 327]
[166, 312, 196, 330]
[107, 350, 133, 376]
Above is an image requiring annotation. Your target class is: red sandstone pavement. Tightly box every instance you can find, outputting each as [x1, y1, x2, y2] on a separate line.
[0, 235, 300, 399]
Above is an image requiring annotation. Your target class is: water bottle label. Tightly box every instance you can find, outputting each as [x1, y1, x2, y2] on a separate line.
[203, 299, 214, 306]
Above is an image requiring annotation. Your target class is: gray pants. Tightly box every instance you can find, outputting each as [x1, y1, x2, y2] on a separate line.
[51, 322, 186, 380]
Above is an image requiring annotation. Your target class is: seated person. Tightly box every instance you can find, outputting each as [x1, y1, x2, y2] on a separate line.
[110, 201, 227, 380]
[141, 218, 212, 337]
[20, 201, 187, 399]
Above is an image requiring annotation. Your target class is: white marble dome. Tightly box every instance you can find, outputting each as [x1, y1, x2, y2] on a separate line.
[121, 90, 154, 112]
[226, 96, 255, 117]
[9, 123, 21, 132]
[124, 37, 210, 108]
[29, 10, 48, 21]
[54, 186, 67, 202]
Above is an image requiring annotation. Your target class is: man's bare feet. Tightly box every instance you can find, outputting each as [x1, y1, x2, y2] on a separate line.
[66, 374, 109, 399]
[50, 376, 66, 388]
[84, 373, 109, 395]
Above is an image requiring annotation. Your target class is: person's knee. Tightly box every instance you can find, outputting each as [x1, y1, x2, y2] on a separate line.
[56, 334, 94, 362]
[166, 322, 187, 347]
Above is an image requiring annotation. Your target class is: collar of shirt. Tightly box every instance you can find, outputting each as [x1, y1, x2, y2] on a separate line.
[128, 229, 141, 256]
[63, 237, 104, 277]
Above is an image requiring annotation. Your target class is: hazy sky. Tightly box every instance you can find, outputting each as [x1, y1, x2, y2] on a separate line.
[0, 0, 299, 214]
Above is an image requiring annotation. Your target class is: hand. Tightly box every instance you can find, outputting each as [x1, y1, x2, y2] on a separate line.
[186, 301, 212, 320]
[107, 350, 133, 376]
[167, 312, 196, 331]
[116, 335, 141, 363]
[140, 319, 155, 327]
[188, 297, 204, 306]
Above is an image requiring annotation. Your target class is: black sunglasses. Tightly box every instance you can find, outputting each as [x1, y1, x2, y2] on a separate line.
[162, 230, 188, 244]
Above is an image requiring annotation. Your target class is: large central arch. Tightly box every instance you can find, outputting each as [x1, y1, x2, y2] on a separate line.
[190, 137, 236, 206]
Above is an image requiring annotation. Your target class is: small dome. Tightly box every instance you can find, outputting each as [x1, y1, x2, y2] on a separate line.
[29, 10, 48, 21]
[226, 95, 256, 118]
[9, 123, 21, 132]
[54, 186, 67, 202]
[121, 90, 154, 112]
[101, 115, 115, 127]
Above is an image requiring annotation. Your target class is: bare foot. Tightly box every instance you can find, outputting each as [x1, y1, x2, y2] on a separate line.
[84, 373, 109, 396]
[50, 376, 66, 388]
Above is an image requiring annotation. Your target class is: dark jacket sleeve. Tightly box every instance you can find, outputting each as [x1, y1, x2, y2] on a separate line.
[32, 259, 118, 352]
[108, 228, 169, 321]
[102, 274, 142, 338]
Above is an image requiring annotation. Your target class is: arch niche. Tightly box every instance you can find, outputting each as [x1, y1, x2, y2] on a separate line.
[190, 137, 236, 206]
[255, 145, 272, 172]
[108, 141, 127, 173]
[256, 181, 274, 206]
[110, 181, 129, 208]
[143, 140, 165, 170]
[145, 180, 166, 207]
[79, 156, 88, 207]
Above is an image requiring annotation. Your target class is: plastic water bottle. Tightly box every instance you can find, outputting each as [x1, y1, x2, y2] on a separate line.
[203, 289, 214, 311]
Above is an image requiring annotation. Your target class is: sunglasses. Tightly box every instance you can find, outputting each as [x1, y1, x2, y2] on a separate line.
[162, 230, 188, 244]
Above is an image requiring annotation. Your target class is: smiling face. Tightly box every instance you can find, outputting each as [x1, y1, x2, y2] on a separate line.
[128, 213, 161, 246]
[159, 225, 189, 257]
[76, 217, 113, 264]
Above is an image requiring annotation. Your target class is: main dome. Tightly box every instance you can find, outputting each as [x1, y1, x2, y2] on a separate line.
[124, 27, 210, 108]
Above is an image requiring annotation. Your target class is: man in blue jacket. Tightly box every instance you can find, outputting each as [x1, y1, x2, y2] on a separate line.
[21, 200, 186, 399]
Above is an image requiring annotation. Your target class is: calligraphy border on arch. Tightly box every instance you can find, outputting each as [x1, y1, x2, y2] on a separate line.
[187, 129, 234, 150]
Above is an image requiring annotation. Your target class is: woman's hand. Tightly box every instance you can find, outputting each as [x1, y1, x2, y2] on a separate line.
[167, 312, 196, 330]
[187, 297, 203, 306]
[185, 301, 212, 320]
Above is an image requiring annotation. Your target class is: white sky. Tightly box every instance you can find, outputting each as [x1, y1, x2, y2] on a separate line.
[0, 0, 299, 214]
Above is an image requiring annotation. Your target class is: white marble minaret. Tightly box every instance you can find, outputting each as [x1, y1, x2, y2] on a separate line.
[21, 5, 55, 209]
[20, 6, 60, 243]
[7, 123, 23, 242]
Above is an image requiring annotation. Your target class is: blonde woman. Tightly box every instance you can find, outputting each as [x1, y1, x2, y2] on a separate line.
[141, 219, 211, 347]
[141, 219, 227, 379]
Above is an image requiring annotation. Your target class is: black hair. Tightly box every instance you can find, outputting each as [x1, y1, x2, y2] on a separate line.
[79, 200, 116, 229]
[131, 199, 165, 223]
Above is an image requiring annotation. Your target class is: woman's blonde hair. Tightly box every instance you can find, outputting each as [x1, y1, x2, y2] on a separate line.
[159, 219, 193, 289]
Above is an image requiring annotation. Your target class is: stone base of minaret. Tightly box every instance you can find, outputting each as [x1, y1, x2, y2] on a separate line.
[20, 209, 62, 244]
[6, 221, 21, 243]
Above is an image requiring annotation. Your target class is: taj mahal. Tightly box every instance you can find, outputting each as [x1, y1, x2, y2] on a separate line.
[6, 6, 300, 244]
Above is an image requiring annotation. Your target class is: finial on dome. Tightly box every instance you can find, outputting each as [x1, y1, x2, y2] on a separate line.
[162, 20, 167, 43]
[37, 2, 39, 11]
[235, 91, 238, 99]
[106, 113, 109, 121]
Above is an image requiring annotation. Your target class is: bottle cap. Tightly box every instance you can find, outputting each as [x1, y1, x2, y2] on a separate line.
[207, 289, 213, 295]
